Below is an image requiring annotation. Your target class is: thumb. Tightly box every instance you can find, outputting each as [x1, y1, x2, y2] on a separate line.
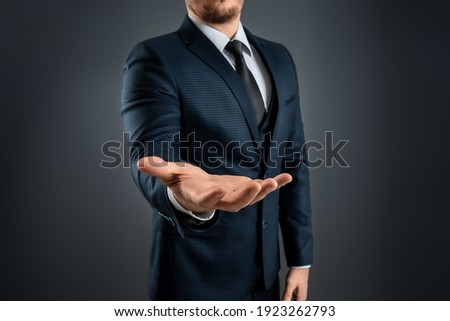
[137, 156, 173, 180]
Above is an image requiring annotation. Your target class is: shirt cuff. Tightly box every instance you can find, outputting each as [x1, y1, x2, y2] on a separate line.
[167, 187, 215, 221]
[289, 265, 311, 269]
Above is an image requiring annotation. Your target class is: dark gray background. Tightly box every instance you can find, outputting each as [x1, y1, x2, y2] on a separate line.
[1, 0, 449, 300]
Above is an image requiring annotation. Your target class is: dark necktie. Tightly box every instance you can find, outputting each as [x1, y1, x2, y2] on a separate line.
[225, 40, 266, 125]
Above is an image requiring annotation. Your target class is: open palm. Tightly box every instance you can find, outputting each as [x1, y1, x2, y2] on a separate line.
[137, 156, 292, 213]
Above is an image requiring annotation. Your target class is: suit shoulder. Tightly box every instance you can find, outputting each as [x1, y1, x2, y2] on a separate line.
[124, 32, 183, 65]
[251, 34, 297, 69]
[251, 35, 297, 72]
[127, 32, 180, 54]
[252, 34, 292, 55]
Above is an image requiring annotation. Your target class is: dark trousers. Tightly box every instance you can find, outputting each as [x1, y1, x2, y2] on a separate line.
[243, 276, 280, 301]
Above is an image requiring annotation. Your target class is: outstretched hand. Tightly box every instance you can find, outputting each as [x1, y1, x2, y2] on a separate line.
[137, 156, 292, 213]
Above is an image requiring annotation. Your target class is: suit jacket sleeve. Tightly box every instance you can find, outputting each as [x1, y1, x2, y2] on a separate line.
[278, 47, 313, 267]
[121, 41, 185, 235]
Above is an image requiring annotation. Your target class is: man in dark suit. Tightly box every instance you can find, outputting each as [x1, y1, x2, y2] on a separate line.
[121, 0, 312, 300]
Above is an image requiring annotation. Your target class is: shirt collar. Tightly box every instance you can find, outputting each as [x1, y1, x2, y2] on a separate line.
[188, 15, 253, 57]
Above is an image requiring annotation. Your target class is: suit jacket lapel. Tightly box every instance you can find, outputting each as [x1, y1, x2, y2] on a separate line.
[177, 17, 261, 144]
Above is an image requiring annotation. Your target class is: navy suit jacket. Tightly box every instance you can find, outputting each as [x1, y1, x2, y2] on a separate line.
[121, 17, 312, 300]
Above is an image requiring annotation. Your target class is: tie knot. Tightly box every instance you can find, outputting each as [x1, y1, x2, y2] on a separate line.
[226, 40, 245, 58]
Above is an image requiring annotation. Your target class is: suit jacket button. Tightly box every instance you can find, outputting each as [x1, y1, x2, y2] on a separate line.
[262, 220, 268, 229]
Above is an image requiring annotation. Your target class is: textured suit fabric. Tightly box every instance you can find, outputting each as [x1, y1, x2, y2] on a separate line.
[121, 16, 312, 300]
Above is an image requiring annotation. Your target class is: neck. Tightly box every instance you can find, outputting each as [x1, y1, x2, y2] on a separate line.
[188, 12, 241, 39]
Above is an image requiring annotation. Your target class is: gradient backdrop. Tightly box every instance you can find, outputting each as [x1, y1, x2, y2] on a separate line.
[1, 0, 449, 300]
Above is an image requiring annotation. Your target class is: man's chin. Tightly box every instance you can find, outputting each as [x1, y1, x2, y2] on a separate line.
[201, 5, 240, 24]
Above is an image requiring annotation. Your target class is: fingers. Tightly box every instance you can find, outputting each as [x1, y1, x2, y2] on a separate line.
[281, 284, 295, 301]
[258, 178, 278, 191]
[249, 178, 278, 205]
[249, 174, 293, 205]
[282, 269, 308, 301]
[282, 284, 305, 301]
[273, 173, 293, 188]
